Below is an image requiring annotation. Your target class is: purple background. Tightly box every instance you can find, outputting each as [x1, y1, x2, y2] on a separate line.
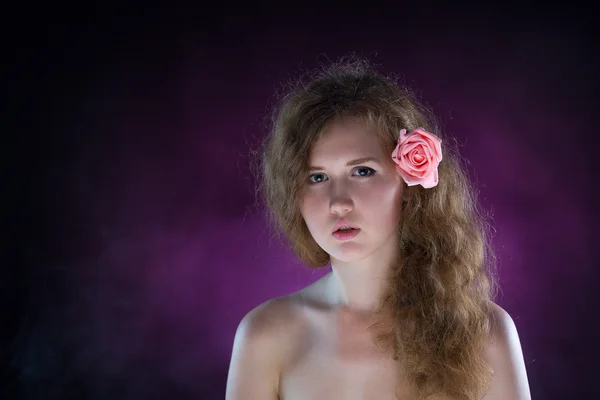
[4, 4, 598, 400]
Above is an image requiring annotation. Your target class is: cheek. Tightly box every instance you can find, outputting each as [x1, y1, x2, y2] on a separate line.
[367, 182, 403, 218]
[299, 193, 321, 224]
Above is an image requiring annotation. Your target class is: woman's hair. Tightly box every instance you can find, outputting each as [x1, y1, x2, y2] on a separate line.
[254, 56, 499, 400]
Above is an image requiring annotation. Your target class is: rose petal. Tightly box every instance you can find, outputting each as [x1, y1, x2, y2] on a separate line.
[418, 146, 434, 169]
[420, 169, 439, 189]
[401, 140, 422, 156]
[399, 129, 408, 144]
[412, 145, 430, 164]
[401, 161, 427, 177]
[396, 165, 421, 186]
[414, 128, 442, 161]
[406, 149, 428, 171]
[411, 152, 425, 165]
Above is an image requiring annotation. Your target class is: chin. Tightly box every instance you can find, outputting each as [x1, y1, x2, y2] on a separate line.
[325, 243, 372, 264]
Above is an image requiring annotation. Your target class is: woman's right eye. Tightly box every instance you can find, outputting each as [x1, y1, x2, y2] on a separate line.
[308, 173, 327, 184]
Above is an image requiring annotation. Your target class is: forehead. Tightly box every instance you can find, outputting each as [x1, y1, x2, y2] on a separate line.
[310, 118, 385, 160]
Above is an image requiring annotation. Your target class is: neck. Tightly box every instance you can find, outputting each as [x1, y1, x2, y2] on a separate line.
[324, 233, 399, 315]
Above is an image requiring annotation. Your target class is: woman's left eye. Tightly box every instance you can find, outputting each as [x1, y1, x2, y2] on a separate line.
[355, 167, 376, 177]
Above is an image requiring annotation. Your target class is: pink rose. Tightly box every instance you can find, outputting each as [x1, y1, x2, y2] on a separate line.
[391, 128, 443, 189]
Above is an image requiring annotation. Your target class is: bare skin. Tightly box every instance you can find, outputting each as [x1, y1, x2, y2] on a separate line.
[225, 272, 530, 400]
[277, 272, 412, 400]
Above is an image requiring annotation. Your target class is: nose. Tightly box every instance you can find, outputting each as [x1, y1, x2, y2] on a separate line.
[329, 183, 354, 215]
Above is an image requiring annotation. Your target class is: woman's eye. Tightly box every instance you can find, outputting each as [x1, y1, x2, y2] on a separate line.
[309, 173, 327, 184]
[355, 167, 375, 177]
[308, 167, 376, 184]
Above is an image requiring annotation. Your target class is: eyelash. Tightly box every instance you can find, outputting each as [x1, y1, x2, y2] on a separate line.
[308, 167, 376, 185]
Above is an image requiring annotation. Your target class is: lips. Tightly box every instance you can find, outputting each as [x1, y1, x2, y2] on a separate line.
[332, 220, 360, 233]
[332, 228, 360, 241]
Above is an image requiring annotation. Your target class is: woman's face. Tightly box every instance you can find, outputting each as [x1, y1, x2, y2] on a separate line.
[299, 118, 405, 263]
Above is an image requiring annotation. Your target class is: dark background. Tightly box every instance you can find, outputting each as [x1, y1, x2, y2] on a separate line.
[4, 3, 598, 399]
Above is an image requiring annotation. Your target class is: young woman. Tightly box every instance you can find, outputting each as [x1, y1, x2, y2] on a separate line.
[225, 57, 531, 400]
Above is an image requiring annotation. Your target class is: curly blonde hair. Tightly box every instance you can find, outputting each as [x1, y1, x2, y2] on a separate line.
[253, 56, 499, 400]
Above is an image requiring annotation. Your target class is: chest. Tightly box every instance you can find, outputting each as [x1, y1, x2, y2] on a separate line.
[278, 312, 411, 400]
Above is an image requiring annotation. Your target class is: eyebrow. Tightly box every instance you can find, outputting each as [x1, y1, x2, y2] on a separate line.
[309, 157, 380, 171]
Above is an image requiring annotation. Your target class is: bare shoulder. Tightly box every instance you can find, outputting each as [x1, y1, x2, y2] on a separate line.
[483, 301, 532, 400]
[225, 295, 303, 400]
[238, 295, 300, 340]
[487, 302, 516, 341]
[487, 302, 526, 352]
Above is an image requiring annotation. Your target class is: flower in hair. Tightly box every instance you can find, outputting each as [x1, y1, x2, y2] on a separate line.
[391, 128, 443, 189]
